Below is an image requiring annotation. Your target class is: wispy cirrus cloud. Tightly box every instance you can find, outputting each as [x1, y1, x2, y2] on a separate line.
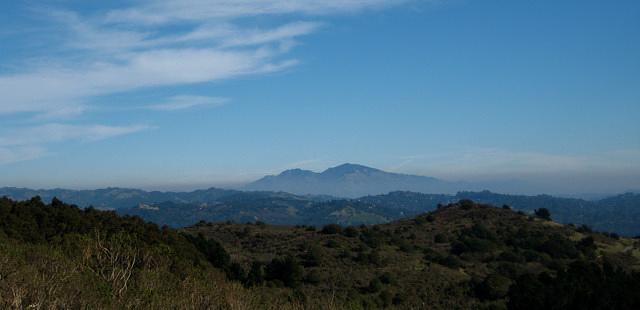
[104, 0, 410, 24]
[148, 95, 229, 111]
[0, 0, 401, 117]
[0, 146, 47, 165]
[0, 123, 151, 164]
[0, 45, 296, 115]
[0, 123, 152, 147]
[0, 0, 415, 164]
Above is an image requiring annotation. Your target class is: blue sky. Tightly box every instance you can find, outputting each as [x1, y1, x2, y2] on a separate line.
[1, 0, 639, 194]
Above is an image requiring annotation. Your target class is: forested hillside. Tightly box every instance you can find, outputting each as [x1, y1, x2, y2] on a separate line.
[2, 196, 639, 309]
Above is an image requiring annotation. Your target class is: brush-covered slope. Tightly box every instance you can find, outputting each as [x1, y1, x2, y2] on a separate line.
[2, 196, 639, 309]
[185, 200, 640, 309]
[0, 196, 295, 309]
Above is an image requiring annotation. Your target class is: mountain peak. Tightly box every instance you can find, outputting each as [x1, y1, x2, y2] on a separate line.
[321, 163, 381, 176]
[278, 168, 315, 177]
[245, 163, 458, 197]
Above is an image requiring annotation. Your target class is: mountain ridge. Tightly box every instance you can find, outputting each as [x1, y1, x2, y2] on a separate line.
[245, 163, 463, 197]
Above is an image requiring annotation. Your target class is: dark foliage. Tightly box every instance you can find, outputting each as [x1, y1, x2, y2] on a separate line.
[185, 233, 230, 268]
[534, 208, 552, 220]
[265, 256, 303, 288]
[320, 224, 342, 234]
[509, 261, 640, 309]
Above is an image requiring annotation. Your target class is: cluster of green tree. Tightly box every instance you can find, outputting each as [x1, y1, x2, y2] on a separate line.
[185, 232, 306, 289]
[508, 260, 640, 309]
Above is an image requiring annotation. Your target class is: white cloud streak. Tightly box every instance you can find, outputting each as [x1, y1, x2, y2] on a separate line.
[0, 124, 152, 147]
[148, 95, 228, 111]
[104, 0, 409, 25]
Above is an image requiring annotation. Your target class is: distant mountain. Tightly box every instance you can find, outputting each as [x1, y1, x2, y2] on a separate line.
[245, 163, 468, 197]
[0, 186, 332, 210]
[0, 186, 240, 209]
[119, 198, 399, 228]
[0, 186, 403, 227]
[117, 190, 640, 236]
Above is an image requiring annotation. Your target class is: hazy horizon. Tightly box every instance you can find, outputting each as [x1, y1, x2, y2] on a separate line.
[2, 162, 638, 199]
[1, 0, 639, 194]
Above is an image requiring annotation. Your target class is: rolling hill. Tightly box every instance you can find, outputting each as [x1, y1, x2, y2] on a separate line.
[118, 192, 400, 228]
[2, 186, 639, 236]
[185, 200, 640, 309]
[0, 186, 328, 210]
[4, 196, 638, 308]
